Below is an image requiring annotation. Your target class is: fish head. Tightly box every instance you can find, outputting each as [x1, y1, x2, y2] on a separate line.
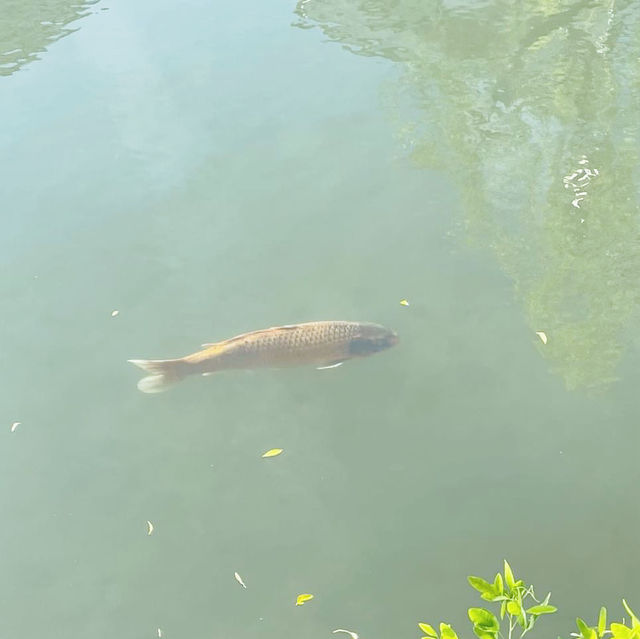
[348, 323, 398, 357]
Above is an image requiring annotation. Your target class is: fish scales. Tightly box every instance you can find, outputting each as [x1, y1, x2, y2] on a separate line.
[194, 321, 359, 370]
[128, 320, 397, 393]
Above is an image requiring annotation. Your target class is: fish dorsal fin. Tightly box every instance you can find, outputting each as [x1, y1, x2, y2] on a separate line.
[220, 324, 301, 346]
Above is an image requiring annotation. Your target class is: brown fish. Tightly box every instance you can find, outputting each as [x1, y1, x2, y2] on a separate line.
[128, 320, 398, 393]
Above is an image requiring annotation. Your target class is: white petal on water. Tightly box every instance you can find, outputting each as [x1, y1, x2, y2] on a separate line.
[147, 521, 154, 535]
[571, 198, 583, 208]
[111, 310, 119, 317]
[535, 331, 548, 345]
[11, 422, 21, 432]
[157, 629, 162, 638]
[333, 630, 360, 639]
[234, 572, 247, 588]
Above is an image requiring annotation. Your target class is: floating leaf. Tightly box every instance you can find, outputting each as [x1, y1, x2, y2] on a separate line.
[295, 593, 314, 606]
[147, 521, 154, 535]
[10, 421, 20, 432]
[535, 331, 547, 344]
[262, 448, 283, 458]
[333, 629, 359, 639]
[234, 572, 247, 588]
[419, 623, 438, 637]
[400, 299, 410, 306]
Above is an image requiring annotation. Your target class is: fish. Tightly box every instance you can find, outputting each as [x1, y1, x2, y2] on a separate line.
[128, 320, 398, 393]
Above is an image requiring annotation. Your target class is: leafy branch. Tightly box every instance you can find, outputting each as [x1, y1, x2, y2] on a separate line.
[418, 561, 639, 639]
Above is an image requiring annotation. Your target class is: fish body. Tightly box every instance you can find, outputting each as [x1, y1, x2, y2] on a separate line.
[129, 320, 398, 393]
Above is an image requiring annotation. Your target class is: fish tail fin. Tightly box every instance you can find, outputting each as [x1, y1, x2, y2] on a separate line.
[127, 358, 188, 393]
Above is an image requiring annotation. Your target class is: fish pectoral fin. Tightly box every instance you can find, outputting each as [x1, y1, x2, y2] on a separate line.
[316, 361, 345, 370]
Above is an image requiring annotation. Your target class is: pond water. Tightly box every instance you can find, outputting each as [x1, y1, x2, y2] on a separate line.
[1, 1, 639, 638]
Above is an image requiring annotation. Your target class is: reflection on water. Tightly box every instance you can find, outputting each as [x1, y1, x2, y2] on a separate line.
[0, 0, 100, 76]
[296, 0, 640, 391]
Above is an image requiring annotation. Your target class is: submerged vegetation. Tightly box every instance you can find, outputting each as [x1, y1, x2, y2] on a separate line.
[419, 561, 639, 639]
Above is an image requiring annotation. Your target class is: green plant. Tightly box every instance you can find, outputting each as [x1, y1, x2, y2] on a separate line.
[418, 561, 638, 639]
[565, 599, 640, 639]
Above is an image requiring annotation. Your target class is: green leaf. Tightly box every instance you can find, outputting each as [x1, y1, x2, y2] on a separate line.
[472, 629, 497, 639]
[494, 573, 504, 596]
[507, 601, 521, 616]
[500, 601, 507, 620]
[439, 623, 458, 639]
[468, 576, 494, 595]
[623, 600, 640, 628]
[480, 593, 506, 602]
[527, 605, 558, 615]
[598, 607, 607, 637]
[504, 561, 516, 591]
[576, 618, 597, 639]
[610, 623, 633, 639]
[468, 608, 500, 631]
[419, 623, 438, 638]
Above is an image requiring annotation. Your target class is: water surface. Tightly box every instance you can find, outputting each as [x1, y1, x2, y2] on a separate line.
[1, 1, 639, 638]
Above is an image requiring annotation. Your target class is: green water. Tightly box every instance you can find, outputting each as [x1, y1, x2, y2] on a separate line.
[2, 0, 639, 637]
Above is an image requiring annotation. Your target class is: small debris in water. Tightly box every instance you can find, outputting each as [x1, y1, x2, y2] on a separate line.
[295, 593, 314, 606]
[262, 448, 283, 458]
[10, 422, 21, 432]
[399, 299, 410, 306]
[147, 520, 154, 535]
[157, 629, 162, 638]
[333, 630, 359, 639]
[111, 310, 119, 317]
[234, 572, 247, 588]
[535, 331, 548, 345]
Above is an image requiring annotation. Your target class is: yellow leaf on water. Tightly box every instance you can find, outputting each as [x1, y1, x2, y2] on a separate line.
[400, 299, 410, 306]
[535, 331, 548, 345]
[262, 448, 283, 458]
[147, 521, 154, 535]
[295, 593, 314, 606]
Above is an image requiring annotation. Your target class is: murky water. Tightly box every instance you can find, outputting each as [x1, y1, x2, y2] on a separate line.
[2, 1, 639, 637]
